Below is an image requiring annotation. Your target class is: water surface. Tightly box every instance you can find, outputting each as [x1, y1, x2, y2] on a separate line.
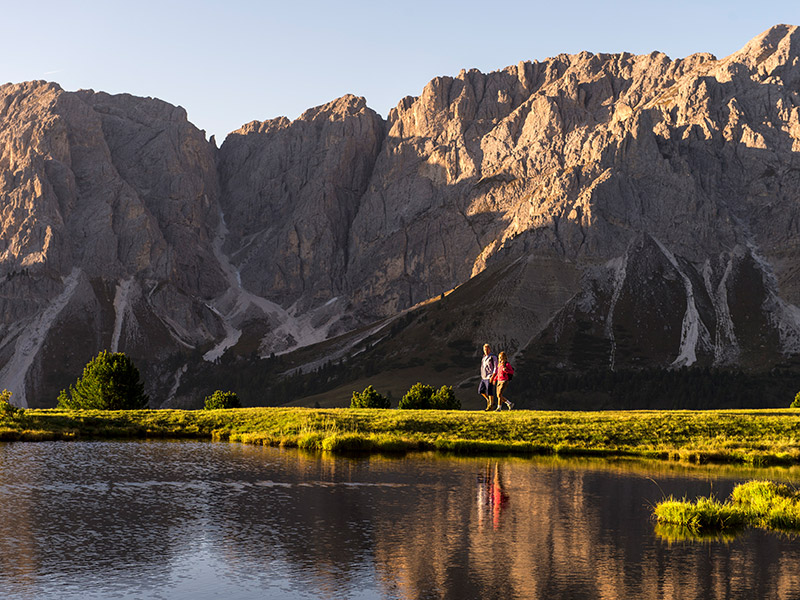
[1, 441, 799, 599]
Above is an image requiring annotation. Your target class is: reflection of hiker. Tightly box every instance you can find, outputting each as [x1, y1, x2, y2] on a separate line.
[478, 344, 498, 411]
[477, 461, 509, 529]
[491, 463, 508, 528]
[491, 351, 514, 411]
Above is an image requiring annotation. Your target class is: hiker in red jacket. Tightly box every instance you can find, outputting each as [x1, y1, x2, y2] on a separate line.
[491, 351, 514, 411]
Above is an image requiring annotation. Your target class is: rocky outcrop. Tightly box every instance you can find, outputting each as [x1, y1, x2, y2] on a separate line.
[218, 95, 384, 309]
[2, 25, 800, 407]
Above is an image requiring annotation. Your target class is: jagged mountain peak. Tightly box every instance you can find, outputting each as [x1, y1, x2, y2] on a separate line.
[231, 94, 380, 138]
[727, 23, 800, 69]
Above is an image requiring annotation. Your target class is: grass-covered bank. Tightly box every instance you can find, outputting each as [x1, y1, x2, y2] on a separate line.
[654, 480, 800, 537]
[1, 407, 800, 465]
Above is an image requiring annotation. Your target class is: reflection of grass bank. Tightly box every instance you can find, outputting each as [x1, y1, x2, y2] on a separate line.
[654, 480, 800, 537]
[1, 407, 800, 465]
[654, 522, 740, 543]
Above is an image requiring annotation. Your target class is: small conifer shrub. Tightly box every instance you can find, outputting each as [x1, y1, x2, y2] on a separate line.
[430, 385, 460, 410]
[0, 389, 20, 417]
[398, 383, 434, 409]
[350, 385, 390, 409]
[399, 383, 461, 410]
[204, 390, 242, 410]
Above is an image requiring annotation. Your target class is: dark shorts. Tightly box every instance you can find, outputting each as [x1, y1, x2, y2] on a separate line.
[478, 379, 495, 396]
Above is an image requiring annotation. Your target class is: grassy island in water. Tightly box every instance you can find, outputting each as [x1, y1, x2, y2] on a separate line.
[654, 480, 800, 538]
[1, 407, 800, 466]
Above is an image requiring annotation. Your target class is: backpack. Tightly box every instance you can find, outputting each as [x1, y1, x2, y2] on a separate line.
[506, 363, 514, 381]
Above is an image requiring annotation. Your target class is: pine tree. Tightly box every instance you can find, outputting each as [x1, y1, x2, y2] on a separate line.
[57, 351, 149, 410]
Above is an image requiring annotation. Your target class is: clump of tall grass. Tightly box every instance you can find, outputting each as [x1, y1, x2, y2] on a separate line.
[654, 496, 748, 532]
[433, 438, 550, 455]
[297, 432, 326, 449]
[732, 480, 800, 530]
[320, 433, 376, 452]
[323, 432, 417, 454]
[654, 480, 800, 536]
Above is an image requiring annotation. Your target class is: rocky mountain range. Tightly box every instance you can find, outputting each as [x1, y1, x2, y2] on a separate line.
[2, 24, 800, 408]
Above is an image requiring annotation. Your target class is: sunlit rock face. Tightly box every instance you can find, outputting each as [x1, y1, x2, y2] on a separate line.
[3, 25, 800, 406]
[336, 23, 800, 372]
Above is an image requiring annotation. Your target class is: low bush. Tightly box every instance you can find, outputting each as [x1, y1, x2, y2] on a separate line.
[204, 390, 242, 410]
[350, 385, 390, 409]
[399, 383, 460, 410]
[430, 385, 460, 410]
[399, 383, 434, 409]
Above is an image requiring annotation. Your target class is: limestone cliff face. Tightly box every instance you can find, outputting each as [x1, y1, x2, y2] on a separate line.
[514, 24, 800, 370]
[0, 82, 227, 406]
[2, 25, 800, 407]
[216, 24, 800, 375]
[218, 95, 384, 310]
[345, 25, 800, 327]
[212, 95, 385, 354]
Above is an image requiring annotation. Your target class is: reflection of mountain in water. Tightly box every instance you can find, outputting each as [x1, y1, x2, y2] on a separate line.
[2, 443, 800, 599]
[219, 454, 800, 600]
[0, 442, 206, 595]
[177, 448, 800, 599]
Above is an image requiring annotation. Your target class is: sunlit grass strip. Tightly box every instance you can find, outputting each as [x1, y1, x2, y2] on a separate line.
[654, 480, 800, 536]
[732, 480, 800, 530]
[654, 497, 749, 532]
[2, 407, 800, 464]
[0, 426, 80, 441]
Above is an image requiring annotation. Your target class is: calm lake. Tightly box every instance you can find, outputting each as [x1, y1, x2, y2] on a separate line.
[1, 441, 799, 599]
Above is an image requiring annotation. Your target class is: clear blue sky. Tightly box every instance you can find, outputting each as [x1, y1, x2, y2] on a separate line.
[1, 1, 798, 141]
